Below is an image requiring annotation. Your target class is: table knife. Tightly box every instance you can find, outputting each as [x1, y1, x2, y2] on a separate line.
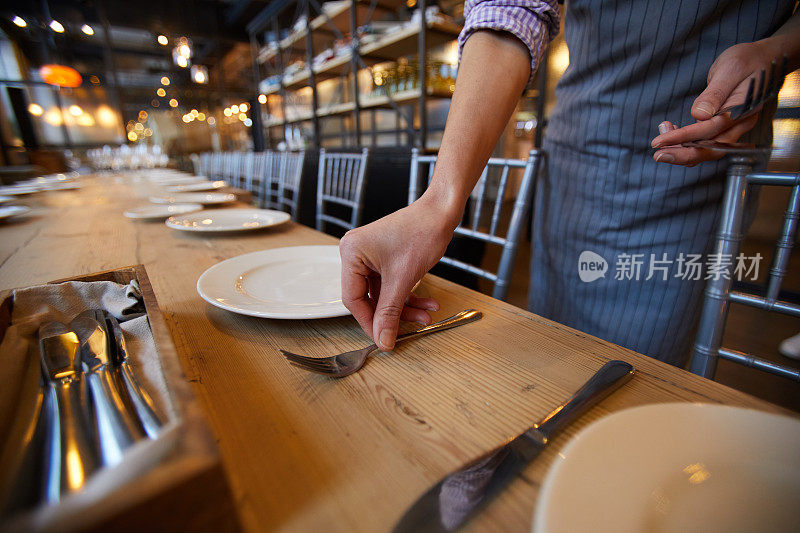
[102, 311, 163, 438]
[71, 311, 145, 466]
[392, 360, 635, 532]
[38, 322, 100, 501]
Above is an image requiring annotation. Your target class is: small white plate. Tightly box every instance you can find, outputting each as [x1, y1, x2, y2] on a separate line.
[149, 193, 236, 205]
[148, 176, 204, 185]
[196, 245, 348, 319]
[533, 403, 800, 533]
[0, 196, 13, 204]
[0, 185, 40, 195]
[0, 205, 31, 220]
[166, 208, 290, 232]
[124, 203, 204, 220]
[166, 180, 226, 193]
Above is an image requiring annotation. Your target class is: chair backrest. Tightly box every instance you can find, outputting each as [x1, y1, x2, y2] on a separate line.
[199, 152, 212, 177]
[690, 158, 800, 382]
[239, 151, 254, 191]
[189, 153, 201, 176]
[259, 151, 284, 211]
[316, 148, 369, 233]
[247, 152, 269, 208]
[280, 151, 305, 220]
[209, 152, 223, 180]
[409, 148, 541, 301]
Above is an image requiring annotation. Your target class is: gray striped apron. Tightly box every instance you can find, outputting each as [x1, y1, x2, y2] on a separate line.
[530, 0, 795, 365]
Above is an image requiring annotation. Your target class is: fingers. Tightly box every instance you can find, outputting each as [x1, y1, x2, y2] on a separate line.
[651, 114, 733, 148]
[406, 293, 440, 312]
[340, 240, 376, 339]
[372, 275, 415, 352]
[691, 57, 750, 120]
[400, 293, 440, 325]
[652, 114, 758, 166]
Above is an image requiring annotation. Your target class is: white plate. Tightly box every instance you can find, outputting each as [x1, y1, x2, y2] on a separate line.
[124, 203, 204, 220]
[0, 185, 40, 195]
[166, 208, 290, 232]
[534, 403, 800, 533]
[197, 245, 348, 319]
[0, 205, 31, 220]
[148, 176, 204, 185]
[42, 182, 83, 191]
[166, 180, 226, 193]
[149, 193, 235, 205]
[0, 196, 13, 204]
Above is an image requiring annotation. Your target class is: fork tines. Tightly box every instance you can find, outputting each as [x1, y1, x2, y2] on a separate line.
[280, 350, 339, 374]
[729, 55, 788, 121]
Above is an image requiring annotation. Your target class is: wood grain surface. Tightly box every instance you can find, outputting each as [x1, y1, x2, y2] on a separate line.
[0, 175, 789, 532]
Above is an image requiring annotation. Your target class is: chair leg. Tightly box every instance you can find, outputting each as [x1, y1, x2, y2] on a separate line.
[689, 155, 755, 378]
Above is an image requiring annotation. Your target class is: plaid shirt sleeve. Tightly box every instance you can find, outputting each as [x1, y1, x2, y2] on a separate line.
[458, 0, 561, 86]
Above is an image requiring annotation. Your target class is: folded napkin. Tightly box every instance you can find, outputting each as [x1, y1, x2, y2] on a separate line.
[0, 278, 179, 532]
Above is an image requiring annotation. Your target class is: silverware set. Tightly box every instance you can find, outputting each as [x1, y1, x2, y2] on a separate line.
[6, 309, 163, 512]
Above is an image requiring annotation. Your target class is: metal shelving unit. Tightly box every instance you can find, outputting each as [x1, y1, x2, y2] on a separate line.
[246, 0, 462, 150]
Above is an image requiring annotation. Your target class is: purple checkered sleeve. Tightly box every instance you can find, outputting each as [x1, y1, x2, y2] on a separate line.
[458, 0, 560, 86]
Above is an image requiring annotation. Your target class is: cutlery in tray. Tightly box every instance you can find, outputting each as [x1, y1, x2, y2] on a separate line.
[0, 265, 237, 532]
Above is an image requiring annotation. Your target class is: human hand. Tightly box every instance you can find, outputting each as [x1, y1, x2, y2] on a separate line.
[650, 40, 778, 166]
[339, 194, 461, 351]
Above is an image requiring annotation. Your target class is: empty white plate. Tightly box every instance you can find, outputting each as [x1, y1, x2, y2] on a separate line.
[0, 196, 13, 204]
[124, 203, 204, 220]
[166, 208, 289, 232]
[196, 245, 348, 319]
[0, 205, 31, 220]
[166, 180, 226, 193]
[149, 192, 236, 205]
[533, 403, 800, 533]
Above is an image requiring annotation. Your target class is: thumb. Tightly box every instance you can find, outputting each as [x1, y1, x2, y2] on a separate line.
[692, 64, 744, 120]
[372, 275, 412, 351]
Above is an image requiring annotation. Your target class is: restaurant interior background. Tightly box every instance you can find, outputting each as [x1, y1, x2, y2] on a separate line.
[0, 0, 798, 411]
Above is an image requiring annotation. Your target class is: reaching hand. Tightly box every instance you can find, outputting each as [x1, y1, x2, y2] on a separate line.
[650, 41, 779, 166]
[339, 194, 461, 351]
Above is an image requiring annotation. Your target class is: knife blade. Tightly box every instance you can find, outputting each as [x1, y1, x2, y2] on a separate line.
[71, 311, 145, 467]
[393, 360, 635, 532]
[101, 311, 163, 439]
[38, 321, 100, 500]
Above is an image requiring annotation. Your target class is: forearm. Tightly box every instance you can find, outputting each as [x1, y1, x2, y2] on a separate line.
[421, 31, 532, 227]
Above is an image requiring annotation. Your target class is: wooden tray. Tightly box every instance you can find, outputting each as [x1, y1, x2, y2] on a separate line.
[0, 265, 240, 532]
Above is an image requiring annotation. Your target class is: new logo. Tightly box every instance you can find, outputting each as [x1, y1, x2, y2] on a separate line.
[578, 251, 608, 283]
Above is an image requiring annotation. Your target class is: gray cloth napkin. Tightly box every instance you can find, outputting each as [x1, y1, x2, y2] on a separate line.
[0, 279, 177, 532]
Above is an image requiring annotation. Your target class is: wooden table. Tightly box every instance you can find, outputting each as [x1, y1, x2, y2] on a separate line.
[0, 175, 788, 532]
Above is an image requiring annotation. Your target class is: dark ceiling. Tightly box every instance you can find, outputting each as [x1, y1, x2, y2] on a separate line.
[1, 0, 275, 109]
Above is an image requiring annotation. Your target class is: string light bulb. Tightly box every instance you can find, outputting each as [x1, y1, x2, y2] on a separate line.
[81, 24, 94, 35]
[49, 20, 65, 33]
[157, 35, 168, 46]
[12, 16, 27, 28]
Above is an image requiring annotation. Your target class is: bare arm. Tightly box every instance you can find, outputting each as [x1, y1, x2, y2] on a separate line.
[339, 31, 531, 351]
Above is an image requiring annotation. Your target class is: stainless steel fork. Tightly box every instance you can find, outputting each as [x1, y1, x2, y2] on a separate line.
[281, 309, 482, 377]
[713, 55, 788, 122]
